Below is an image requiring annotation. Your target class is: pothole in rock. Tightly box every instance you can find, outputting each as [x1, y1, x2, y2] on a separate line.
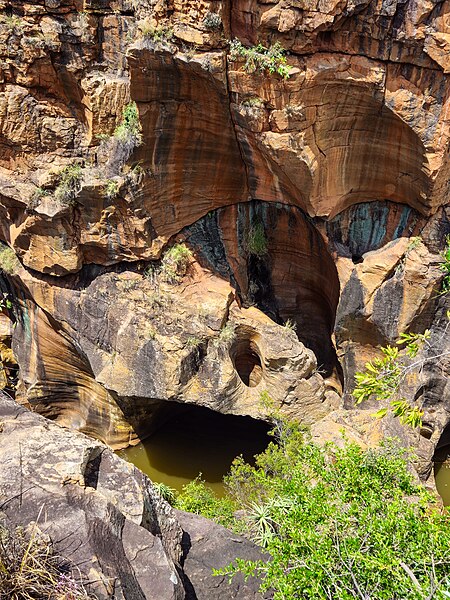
[230, 337, 263, 387]
[117, 402, 272, 494]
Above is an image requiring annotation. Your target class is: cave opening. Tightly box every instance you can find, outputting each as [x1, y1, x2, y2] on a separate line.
[118, 402, 272, 493]
[433, 422, 450, 507]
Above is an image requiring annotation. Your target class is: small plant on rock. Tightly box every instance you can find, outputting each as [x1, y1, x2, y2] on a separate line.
[283, 318, 297, 332]
[229, 39, 291, 79]
[54, 163, 83, 205]
[440, 234, 450, 294]
[138, 20, 173, 43]
[247, 223, 268, 256]
[0, 243, 20, 275]
[114, 101, 143, 149]
[203, 12, 222, 31]
[215, 322, 236, 348]
[153, 482, 177, 505]
[102, 180, 120, 200]
[160, 243, 193, 283]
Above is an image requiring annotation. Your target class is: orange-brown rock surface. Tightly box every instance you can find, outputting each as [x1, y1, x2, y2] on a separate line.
[0, 0, 448, 472]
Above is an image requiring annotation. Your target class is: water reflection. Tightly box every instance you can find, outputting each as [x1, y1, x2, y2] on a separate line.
[118, 405, 272, 495]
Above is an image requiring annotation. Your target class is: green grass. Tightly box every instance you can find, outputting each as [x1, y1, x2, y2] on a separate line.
[440, 235, 450, 293]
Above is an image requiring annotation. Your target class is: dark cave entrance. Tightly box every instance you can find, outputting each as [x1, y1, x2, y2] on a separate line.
[118, 402, 272, 493]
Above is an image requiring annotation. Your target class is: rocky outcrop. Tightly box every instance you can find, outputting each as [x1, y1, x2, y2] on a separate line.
[0, 0, 448, 472]
[0, 394, 264, 599]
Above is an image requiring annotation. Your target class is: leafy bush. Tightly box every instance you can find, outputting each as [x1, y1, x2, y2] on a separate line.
[114, 101, 143, 149]
[160, 243, 193, 283]
[0, 243, 20, 275]
[175, 477, 237, 529]
[229, 39, 291, 79]
[247, 223, 267, 256]
[180, 416, 450, 599]
[203, 12, 222, 31]
[0, 522, 96, 599]
[353, 330, 433, 427]
[54, 163, 83, 205]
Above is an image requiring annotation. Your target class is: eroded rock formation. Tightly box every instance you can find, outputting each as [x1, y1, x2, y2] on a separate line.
[0, 393, 264, 599]
[0, 0, 448, 485]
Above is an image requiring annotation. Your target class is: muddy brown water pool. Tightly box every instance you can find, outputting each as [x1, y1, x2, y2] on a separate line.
[434, 461, 450, 507]
[117, 406, 272, 495]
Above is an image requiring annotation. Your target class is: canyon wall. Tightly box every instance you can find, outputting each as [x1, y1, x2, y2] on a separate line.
[0, 0, 448, 473]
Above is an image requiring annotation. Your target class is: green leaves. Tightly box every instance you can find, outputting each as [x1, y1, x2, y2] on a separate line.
[210, 427, 450, 599]
[440, 235, 450, 294]
[229, 39, 291, 79]
[353, 329, 434, 428]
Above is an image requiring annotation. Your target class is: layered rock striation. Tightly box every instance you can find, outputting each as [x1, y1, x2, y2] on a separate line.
[0, 0, 448, 472]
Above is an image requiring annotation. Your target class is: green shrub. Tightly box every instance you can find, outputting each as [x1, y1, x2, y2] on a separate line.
[160, 243, 193, 283]
[175, 477, 237, 529]
[247, 223, 267, 256]
[179, 416, 450, 599]
[229, 39, 291, 79]
[114, 101, 143, 148]
[54, 163, 83, 205]
[0, 243, 19, 275]
[0, 15, 24, 34]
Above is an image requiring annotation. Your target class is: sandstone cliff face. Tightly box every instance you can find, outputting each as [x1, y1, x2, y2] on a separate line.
[0, 0, 448, 469]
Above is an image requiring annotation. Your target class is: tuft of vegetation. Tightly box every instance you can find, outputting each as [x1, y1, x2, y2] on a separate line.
[0, 243, 20, 275]
[114, 101, 143, 149]
[176, 409, 450, 599]
[229, 39, 291, 79]
[0, 522, 96, 600]
[0, 14, 24, 34]
[186, 336, 202, 349]
[283, 318, 297, 332]
[202, 12, 222, 31]
[160, 243, 193, 283]
[102, 180, 120, 200]
[214, 322, 236, 348]
[440, 235, 450, 294]
[153, 482, 177, 505]
[247, 223, 268, 256]
[29, 187, 48, 210]
[54, 163, 83, 205]
[240, 96, 265, 109]
[138, 20, 173, 43]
